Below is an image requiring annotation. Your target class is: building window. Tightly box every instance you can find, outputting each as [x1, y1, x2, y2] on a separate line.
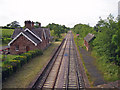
[15, 45, 19, 51]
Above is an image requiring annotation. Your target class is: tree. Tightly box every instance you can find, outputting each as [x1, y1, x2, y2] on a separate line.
[73, 14, 120, 66]
[34, 22, 40, 28]
[46, 23, 69, 38]
[93, 15, 120, 65]
[7, 21, 21, 28]
[72, 24, 94, 38]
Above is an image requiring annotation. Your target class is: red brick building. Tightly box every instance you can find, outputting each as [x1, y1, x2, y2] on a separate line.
[8, 21, 50, 54]
[84, 33, 95, 51]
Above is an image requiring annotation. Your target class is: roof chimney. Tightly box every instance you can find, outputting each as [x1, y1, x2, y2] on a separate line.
[24, 20, 32, 30]
[31, 21, 34, 29]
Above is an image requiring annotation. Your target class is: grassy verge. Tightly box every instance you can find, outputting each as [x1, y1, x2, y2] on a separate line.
[2, 41, 61, 88]
[1, 29, 14, 38]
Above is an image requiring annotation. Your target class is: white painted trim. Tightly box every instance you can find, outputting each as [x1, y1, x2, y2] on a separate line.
[8, 32, 37, 46]
[22, 32, 37, 46]
[8, 32, 22, 47]
[24, 28, 42, 42]
[43, 29, 46, 40]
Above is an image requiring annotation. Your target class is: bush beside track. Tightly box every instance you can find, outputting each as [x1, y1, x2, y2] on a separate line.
[2, 50, 43, 81]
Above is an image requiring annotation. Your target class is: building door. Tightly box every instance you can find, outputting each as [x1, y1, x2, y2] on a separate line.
[26, 46, 30, 52]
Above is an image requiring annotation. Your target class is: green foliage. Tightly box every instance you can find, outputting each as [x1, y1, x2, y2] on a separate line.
[1, 29, 14, 45]
[72, 24, 96, 38]
[2, 64, 13, 80]
[96, 55, 120, 81]
[8, 60, 21, 72]
[2, 38, 12, 44]
[93, 15, 120, 65]
[34, 21, 40, 28]
[6, 21, 21, 28]
[50, 30, 55, 36]
[46, 23, 70, 38]
[21, 50, 43, 61]
[1, 55, 19, 62]
[13, 56, 27, 66]
[2, 49, 43, 81]
[1, 29, 14, 38]
[73, 14, 120, 81]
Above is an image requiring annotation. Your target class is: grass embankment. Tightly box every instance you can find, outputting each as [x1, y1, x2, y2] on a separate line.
[0, 29, 14, 36]
[73, 32, 120, 83]
[0, 29, 14, 46]
[2, 41, 61, 88]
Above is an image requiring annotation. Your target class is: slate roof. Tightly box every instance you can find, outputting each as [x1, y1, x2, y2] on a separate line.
[44, 28, 50, 39]
[11, 28, 23, 39]
[84, 33, 95, 42]
[23, 31, 40, 44]
[31, 28, 43, 39]
[10, 27, 50, 46]
[11, 28, 50, 39]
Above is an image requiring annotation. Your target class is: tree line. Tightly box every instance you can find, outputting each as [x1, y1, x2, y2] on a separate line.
[46, 23, 70, 38]
[72, 14, 120, 66]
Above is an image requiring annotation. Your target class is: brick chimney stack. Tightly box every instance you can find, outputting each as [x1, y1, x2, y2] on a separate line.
[31, 21, 34, 29]
[24, 20, 32, 30]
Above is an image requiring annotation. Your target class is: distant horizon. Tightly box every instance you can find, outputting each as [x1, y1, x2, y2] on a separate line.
[0, 0, 119, 28]
[0, 13, 118, 28]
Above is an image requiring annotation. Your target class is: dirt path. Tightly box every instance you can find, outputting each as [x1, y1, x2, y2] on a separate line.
[79, 46, 107, 86]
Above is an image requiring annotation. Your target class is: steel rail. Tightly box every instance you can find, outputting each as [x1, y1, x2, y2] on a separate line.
[52, 38, 68, 89]
[72, 33, 85, 88]
[32, 38, 65, 88]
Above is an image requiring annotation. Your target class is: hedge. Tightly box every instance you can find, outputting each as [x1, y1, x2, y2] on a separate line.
[13, 56, 27, 66]
[2, 49, 43, 81]
[2, 64, 13, 80]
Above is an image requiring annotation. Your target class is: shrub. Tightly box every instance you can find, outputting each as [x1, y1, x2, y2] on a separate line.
[34, 50, 43, 55]
[21, 50, 43, 61]
[14, 56, 27, 66]
[2, 49, 43, 80]
[2, 38, 12, 44]
[21, 53, 32, 62]
[2, 64, 13, 80]
[55, 38, 59, 41]
[8, 60, 21, 72]
[28, 51, 36, 58]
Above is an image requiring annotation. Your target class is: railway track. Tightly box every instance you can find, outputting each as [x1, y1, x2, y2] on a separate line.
[32, 31, 86, 89]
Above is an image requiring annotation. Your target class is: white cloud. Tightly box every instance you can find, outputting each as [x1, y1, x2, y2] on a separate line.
[0, 0, 119, 27]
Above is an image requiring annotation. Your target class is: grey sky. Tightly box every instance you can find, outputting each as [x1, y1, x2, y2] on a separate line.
[118, 1, 120, 15]
[0, 0, 119, 27]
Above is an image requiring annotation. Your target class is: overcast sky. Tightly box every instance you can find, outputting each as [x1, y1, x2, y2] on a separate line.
[0, 0, 119, 27]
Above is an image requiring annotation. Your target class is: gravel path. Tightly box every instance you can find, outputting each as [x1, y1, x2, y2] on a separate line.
[79, 46, 106, 86]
